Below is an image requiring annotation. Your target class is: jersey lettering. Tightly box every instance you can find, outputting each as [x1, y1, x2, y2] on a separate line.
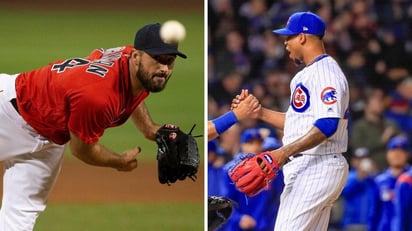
[51, 58, 89, 73]
[86, 64, 108, 77]
[86, 47, 125, 78]
[51, 47, 126, 78]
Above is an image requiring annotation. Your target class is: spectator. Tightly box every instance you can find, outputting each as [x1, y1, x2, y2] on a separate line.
[215, 30, 250, 80]
[344, 51, 368, 88]
[262, 70, 291, 112]
[385, 77, 412, 142]
[350, 89, 399, 171]
[209, 70, 245, 109]
[348, 81, 366, 123]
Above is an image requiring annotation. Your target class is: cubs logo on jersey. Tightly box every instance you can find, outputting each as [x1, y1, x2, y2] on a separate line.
[291, 83, 310, 112]
[321, 87, 337, 105]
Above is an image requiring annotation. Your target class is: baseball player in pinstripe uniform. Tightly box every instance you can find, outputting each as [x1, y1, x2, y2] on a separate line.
[233, 11, 350, 230]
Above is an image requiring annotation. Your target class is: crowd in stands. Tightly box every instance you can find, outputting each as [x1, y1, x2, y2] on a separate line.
[207, 0, 412, 230]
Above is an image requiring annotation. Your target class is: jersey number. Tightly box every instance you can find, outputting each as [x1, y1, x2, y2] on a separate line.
[51, 58, 109, 77]
[52, 58, 89, 73]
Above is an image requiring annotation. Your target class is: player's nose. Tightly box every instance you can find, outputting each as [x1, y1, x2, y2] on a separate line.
[159, 63, 170, 72]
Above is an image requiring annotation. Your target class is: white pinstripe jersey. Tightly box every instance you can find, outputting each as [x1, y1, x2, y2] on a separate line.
[282, 55, 349, 154]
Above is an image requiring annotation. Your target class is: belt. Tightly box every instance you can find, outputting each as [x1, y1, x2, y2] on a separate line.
[285, 154, 303, 164]
[10, 98, 19, 114]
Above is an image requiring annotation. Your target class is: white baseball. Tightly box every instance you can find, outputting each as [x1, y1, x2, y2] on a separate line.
[160, 20, 186, 44]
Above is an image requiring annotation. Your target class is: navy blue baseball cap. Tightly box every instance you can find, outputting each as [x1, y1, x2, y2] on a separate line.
[134, 23, 187, 59]
[387, 136, 410, 151]
[273, 12, 326, 36]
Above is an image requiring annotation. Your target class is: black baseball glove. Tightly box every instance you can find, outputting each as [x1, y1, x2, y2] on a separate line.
[155, 124, 200, 185]
[208, 196, 234, 231]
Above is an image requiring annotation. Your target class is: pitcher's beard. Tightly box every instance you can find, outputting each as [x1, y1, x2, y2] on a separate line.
[137, 63, 169, 93]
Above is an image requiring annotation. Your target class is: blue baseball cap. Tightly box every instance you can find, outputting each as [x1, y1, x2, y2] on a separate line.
[240, 128, 263, 144]
[387, 136, 410, 151]
[262, 137, 282, 151]
[273, 12, 326, 36]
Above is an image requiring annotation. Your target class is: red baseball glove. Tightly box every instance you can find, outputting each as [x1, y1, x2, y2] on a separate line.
[228, 152, 279, 197]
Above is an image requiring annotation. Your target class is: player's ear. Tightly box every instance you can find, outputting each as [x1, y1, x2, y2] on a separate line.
[298, 33, 306, 44]
[131, 49, 141, 66]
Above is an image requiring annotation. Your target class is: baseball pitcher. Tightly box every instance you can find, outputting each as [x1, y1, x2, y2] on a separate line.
[0, 23, 199, 230]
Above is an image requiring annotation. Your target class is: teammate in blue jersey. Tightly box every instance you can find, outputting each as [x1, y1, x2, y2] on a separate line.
[219, 128, 284, 231]
[218, 170, 284, 231]
[369, 135, 410, 231]
[393, 162, 412, 231]
[341, 148, 377, 230]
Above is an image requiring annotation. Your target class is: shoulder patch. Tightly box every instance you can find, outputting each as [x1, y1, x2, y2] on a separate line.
[321, 87, 337, 105]
[291, 83, 310, 112]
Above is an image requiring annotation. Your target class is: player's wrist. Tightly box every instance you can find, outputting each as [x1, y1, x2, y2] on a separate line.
[267, 148, 288, 166]
[95, 145, 130, 170]
[212, 111, 238, 135]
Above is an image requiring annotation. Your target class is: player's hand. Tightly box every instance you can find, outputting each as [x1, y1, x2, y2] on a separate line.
[230, 89, 249, 110]
[239, 214, 256, 229]
[116, 147, 141, 171]
[267, 148, 288, 167]
[232, 95, 261, 120]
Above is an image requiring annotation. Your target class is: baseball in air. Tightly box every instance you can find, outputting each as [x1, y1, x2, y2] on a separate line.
[160, 20, 186, 44]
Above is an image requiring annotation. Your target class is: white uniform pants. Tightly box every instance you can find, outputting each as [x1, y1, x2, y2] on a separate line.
[0, 74, 65, 230]
[274, 154, 349, 231]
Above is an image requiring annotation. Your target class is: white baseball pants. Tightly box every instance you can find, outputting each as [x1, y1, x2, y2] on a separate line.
[274, 153, 349, 231]
[0, 73, 65, 231]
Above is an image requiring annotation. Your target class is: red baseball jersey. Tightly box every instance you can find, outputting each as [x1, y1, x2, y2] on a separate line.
[15, 46, 149, 145]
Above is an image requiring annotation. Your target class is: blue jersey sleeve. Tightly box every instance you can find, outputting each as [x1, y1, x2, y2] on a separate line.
[368, 181, 381, 231]
[342, 171, 366, 197]
[393, 174, 412, 231]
